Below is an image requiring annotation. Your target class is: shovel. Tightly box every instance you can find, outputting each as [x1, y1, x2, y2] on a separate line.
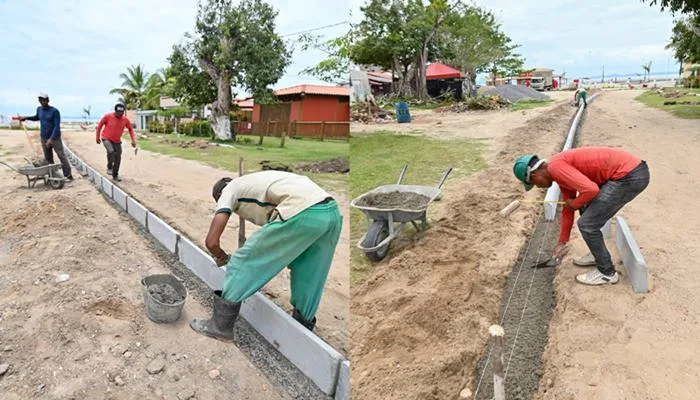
[530, 257, 560, 269]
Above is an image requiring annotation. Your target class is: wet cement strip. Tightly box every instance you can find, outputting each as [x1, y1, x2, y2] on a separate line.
[474, 212, 559, 400]
[104, 187, 330, 400]
[474, 97, 599, 399]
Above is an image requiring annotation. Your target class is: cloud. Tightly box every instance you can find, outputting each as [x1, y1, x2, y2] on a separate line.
[0, 0, 349, 116]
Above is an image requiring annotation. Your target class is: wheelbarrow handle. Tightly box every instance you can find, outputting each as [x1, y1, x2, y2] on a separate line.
[396, 164, 408, 185]
[0, 161, 18, 172]
[436, 167, 453, 189]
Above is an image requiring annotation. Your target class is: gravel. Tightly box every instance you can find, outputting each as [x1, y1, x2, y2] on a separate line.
[482, 85, 550, 102]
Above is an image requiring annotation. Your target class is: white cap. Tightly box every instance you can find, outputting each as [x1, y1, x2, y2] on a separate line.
[38, 92, 49, 99]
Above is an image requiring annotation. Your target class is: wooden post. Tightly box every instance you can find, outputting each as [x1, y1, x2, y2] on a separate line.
[489, 324, 506, 400]
[321, 121, 326, 141]
[260, 120, 269, 145]
[238, 158, 246, 248]
[280, 129, 287, 148]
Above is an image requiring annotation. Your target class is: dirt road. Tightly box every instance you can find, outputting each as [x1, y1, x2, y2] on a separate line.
[351, 91, 572, 144]
[58, 132, 349, 354]
[0, 136, 291, 400]
[535, 90, 700, 400]
[350, 102, 577, 400]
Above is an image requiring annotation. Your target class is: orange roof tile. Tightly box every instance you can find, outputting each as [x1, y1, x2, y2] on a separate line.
[274, 84, 349, 97]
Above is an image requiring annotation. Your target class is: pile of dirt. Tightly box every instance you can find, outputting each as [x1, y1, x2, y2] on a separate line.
[656, 88, 700, 98]
[260, 160, 293, 172]
[147, 283, 185, 304]
[350, 102, 575, 400]
[438, 96, 511, 113]
[355, 191, 431, 210]
[162, 139, 210, 149]
[664, 100, 700, 105]
[351, 102, 395, 124]
[295, 158, 349, 174]
[482, 85, 550, 102]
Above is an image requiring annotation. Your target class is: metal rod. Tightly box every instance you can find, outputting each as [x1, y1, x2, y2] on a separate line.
[397, 164, 408, 185]
[436, 167, 453, 188]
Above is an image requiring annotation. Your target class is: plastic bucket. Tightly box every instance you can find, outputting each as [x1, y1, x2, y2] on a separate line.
[141, 274, 187, 324]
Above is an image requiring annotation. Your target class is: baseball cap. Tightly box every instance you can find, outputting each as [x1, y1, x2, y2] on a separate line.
[38, 92, 49, 99]
[115, 104, 126, 113]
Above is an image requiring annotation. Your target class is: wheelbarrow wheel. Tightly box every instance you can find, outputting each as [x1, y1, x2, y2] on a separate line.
[362, 220, 390, 262]
[49, 179, 64, 190]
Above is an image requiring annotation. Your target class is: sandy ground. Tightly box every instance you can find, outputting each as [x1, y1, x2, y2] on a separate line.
[350, 101, 577, 400]
[52, 132, 349, 355]
[351, 91, 573, 143]
[535, 90, 700, 400]
[0, 138, 290, 400]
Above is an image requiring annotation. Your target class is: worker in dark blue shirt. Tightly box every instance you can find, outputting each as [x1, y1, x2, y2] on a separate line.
[19, 93, 73, 180]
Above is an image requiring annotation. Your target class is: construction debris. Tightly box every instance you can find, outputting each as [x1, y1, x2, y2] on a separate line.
[437, 96, 511, 113]
[351, 101, 395, 124]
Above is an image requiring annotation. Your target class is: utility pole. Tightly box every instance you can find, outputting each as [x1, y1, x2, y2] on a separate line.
[601, 65, 605, 83]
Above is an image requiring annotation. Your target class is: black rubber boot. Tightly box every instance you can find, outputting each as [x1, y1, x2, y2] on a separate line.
[292, 308, 316, 331]
[190, 290, 241, 341]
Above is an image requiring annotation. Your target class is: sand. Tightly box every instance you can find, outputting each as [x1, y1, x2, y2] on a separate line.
[59, 131, 349, 355]
[350, 101, 576, 399]
[534, 90, 700, 400]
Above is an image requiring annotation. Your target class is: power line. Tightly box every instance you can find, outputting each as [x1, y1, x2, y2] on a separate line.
[281, 21, 349, 37]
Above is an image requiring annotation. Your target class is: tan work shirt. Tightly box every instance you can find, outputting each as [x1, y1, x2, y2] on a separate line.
[215, 171, 331, 226]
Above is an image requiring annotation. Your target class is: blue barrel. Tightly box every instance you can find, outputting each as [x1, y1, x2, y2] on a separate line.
[395, 102, 411, 123]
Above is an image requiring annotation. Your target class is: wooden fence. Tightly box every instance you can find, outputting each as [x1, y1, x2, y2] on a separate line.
[233, 120, 349, 141]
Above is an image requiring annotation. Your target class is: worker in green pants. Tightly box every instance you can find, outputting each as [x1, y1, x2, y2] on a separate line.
[190, 171, 342, 341]
[575, 85, 587, 108]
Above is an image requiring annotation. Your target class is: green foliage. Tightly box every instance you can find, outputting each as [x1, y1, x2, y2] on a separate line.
[299, 34, 351, 84]
[109, 64, 150, 109]
[642, 0, 700, 14]
[349, 0, 523, 98]
[666, 13, 700, 64]
[168, 45, 218, 108]
[147, 119, 214, 137]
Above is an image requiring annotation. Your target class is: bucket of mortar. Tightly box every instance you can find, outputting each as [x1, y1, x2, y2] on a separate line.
[141, 274, 187, 323]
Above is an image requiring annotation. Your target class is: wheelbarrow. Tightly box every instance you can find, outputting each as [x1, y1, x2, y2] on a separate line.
[0, 159, 66, 190]
[351, 165, 452, 261]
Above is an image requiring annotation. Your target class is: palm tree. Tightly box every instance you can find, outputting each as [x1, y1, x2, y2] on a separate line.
[142, 68, 176, 110]
[109, 64, 150, 109]
[641, 61, 652, 82]
[82, 105, 91, 124]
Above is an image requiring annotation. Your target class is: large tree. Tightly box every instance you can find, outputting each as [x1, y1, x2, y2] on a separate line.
[439, 5, 524, 94]
[350, 0, 523, 99]
[172, 0, 291, 140]
[666, 13, 700, 65]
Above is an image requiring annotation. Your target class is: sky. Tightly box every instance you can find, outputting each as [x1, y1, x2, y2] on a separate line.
[0, 0, 349, 119]
[350, 0, 682, 84]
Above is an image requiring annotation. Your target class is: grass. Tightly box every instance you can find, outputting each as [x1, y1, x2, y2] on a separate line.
[511, 99, 554, 111]
[636, 88, 700, 119]
[137, 133, 348, 190]
[349, 131, 487, 284]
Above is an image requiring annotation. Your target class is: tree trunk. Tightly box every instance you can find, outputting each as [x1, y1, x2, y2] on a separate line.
[209, 71, 233, 140]
[414, 45, 430, 101]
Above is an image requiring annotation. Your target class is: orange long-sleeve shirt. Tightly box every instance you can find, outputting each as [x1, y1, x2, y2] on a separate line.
[96, 112, 135, 144]
[547, 147, 641, 243]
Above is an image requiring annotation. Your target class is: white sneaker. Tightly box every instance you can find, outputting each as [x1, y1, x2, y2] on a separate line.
[573, 252, 596, 267]
[576, 270, 619, 285]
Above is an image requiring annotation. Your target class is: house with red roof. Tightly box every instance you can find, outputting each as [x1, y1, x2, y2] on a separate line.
[252, 84, 349, 123]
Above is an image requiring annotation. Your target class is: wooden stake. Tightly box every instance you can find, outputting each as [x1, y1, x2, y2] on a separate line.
[489, 324, 506, 400]
[238, 158, 246, 248]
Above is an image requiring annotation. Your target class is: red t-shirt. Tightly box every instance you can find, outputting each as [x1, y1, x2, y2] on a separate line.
[96, 112, 135, 144]
[547, 147, 641, 243]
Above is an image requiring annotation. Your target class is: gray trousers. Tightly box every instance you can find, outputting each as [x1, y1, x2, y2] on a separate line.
[102, 139, 123, 177]
[577, 161, 650, 275]
[40, 137, 72, 178]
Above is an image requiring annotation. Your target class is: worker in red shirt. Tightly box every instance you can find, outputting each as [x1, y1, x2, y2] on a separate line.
[512, 147, 650, 285]
[96, 104, 136, 181]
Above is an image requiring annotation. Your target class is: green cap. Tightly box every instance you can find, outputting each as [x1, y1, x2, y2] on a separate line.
[513, 154, 537, 191]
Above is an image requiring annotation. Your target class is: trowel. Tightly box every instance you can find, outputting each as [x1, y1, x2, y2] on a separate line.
[530, 257, 560, 269]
